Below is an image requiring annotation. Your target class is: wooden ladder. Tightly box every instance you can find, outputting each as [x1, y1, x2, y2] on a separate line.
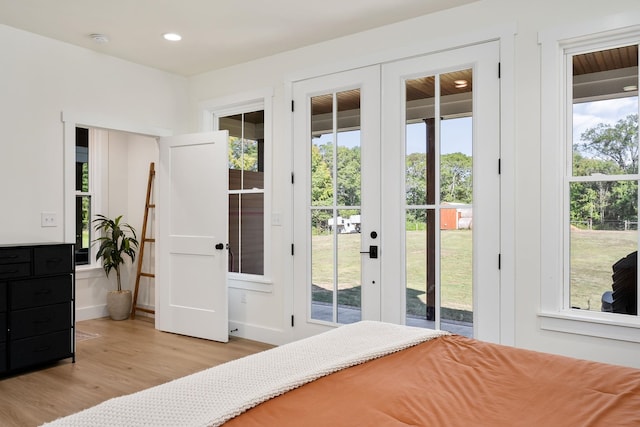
[131, 162, 156, 319]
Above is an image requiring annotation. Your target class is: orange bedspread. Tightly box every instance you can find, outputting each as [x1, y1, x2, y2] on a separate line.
[225, 335, 640, 426]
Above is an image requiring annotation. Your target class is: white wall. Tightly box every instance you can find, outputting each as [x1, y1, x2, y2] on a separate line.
[189, 0, 640, 367]
[0, 25, 186, 317]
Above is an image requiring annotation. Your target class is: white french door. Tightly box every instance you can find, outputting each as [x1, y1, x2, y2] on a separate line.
[292, 66, 381, 339]
[156, 131, 230, 342]
[381, 41, 501, 342]
[292, 41, 501, 342]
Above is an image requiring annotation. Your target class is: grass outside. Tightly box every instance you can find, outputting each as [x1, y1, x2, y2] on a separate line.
[312, 230, 473, 319]
[570, 229, 636, 311]
[311, 228, 635, 317]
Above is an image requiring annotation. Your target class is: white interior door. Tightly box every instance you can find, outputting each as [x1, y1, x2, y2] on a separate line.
[292, 66, 381, 339]
[156, 131, 229, 342]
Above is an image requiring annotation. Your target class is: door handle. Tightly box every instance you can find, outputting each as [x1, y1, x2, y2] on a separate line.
[215, 243, 225, 250]
[360, 245, 378, 259]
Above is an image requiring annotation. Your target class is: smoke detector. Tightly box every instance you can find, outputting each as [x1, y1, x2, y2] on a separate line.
[89, 34, 110, 44]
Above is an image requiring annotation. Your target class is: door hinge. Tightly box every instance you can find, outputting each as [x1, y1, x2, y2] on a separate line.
[498, 62, 501, 78]
[291, 243, 295, 256]
[291, 315, 295, 327]
[291, 172, 294, 184]
[498, 158, 501, 174]
[498, 253, 501, 270]
[291, 100, 294, 112]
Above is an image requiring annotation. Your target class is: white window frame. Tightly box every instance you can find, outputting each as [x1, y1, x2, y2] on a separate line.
[199, 88, 274, 292]
[539, 13, 640, 343]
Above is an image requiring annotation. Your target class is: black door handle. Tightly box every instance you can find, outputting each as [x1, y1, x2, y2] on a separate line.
[360, 245, 378, 259]
[215, 243, 224, 250]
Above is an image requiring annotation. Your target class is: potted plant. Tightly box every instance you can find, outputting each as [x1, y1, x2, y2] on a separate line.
[93, 214, 139, 320]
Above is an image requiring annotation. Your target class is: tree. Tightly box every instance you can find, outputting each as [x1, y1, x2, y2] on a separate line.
[440, 152, 472, 203]
[578, 114, 638, 173]
[311, 143, 333, 206]
[571, 114, 639, 228]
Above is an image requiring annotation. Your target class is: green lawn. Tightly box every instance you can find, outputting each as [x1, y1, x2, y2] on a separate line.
[570, 229, 636, 311]
[312, 229, 474, 319]
[311, 228, 634, 317]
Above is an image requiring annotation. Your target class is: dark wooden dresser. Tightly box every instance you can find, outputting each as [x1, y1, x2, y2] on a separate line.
[0, 243, 75, 375]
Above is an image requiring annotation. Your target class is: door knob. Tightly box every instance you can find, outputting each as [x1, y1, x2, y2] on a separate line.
[215, 243, 225, 250]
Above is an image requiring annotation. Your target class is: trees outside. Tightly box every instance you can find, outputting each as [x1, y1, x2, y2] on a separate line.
[572, 114, 638, 229]
[311, 134, 475, 232]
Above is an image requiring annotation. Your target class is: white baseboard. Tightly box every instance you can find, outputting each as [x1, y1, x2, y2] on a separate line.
[75, 304, 108, 322]
[228, 320, 289, 346]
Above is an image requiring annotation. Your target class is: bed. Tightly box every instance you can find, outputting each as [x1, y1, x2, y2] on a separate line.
[42, 321, 640, 426]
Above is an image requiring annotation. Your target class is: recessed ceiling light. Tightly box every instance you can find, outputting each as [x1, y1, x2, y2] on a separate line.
[623, 85, 638, 92]
[454, 79, 468, 89]
[89, 33, 109, 44]
[163, 33, 182, 42]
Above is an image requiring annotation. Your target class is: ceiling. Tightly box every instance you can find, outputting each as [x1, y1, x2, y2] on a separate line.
[0, 0, 476, 77]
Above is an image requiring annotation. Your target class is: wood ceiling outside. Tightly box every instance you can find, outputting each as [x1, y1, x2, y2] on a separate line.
[310, 68, 473, 116]
[573, 45, 638, 76]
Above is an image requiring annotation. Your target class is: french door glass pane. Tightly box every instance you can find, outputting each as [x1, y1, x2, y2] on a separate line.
[311, 209, 334, 321]
[405, 209, 431, 326]
[337, 209, 361, 324]
[404, 69, 474, 336]
[310, 89, 362, 324]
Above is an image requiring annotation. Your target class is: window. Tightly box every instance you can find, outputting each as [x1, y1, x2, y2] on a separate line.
[75, 127, 91, 265]
[569, 45, 638, 316]
[73, 126, 107, 268]
[541, 21, 640, 341]
[219, 109, 266, 276]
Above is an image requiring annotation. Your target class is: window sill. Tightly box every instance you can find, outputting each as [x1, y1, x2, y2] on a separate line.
[539, 310, 640, 343]
[228, 274, 273, 293]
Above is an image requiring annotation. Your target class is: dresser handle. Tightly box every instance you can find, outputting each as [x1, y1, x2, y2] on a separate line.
[1, 269, 19, 274]
[0, 255, 18, 260]
[35, 289, 52, 295]
[34, 346, 51, 352]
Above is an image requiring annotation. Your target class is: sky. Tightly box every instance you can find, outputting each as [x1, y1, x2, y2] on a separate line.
[316, 116, 473, 156]
[573, 96, 638, 144]
[316, 96, 638, 156]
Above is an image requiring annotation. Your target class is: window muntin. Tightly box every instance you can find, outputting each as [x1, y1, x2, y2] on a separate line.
[568, 44, 639, 316]
[220, 110, 265, 276]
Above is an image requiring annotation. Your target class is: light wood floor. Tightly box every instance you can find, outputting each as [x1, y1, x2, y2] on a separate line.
[0, 317, 274, 427]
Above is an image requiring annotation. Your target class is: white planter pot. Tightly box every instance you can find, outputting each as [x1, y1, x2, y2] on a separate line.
[107, 290, 132, 320]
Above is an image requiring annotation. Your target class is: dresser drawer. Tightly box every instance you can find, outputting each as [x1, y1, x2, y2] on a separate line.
[10, 275, 72, 310]
[9, 330, 72, 371]
[10, 302, 71, 340]
[0, 248, 31, 265]
[0, 312, 5, 343]
[0, 263, 30, 280]
[34, 245, 72, 276]
[0, 342, 6, 373]
[0, 282, 5, 311]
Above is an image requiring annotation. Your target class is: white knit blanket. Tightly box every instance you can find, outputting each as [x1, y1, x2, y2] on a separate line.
[42, 321, 448, 427]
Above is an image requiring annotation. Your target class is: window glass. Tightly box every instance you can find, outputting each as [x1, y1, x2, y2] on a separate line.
[75, 127, 90, 265]
[220, 109, 265, 275]
[569, 44, 639, 315]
